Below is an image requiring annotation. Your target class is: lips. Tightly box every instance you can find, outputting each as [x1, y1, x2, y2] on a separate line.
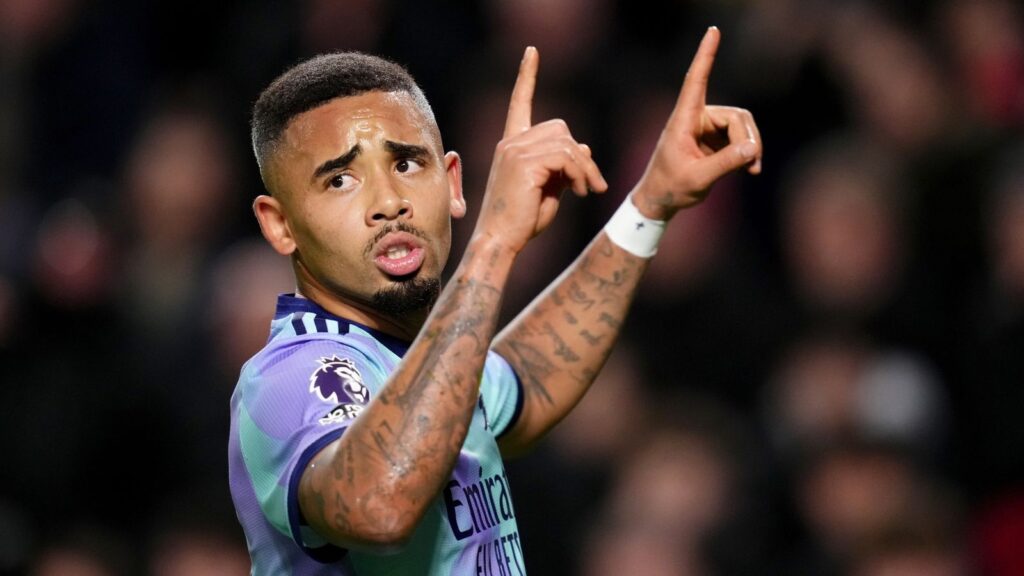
[373, 232, 425, 277]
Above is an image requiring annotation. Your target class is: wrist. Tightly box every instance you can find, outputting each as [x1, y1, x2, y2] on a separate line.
[465, 231, 520, 267]
[604, 192, 667, 258]
[630, 186, 679, 221]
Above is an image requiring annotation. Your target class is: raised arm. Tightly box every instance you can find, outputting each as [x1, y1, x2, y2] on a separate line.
[493, 27, 763, 455]
[298, 47, 605, 552]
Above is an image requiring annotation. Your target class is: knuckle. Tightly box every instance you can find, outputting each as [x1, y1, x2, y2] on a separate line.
[556, 134, 579, 149]
[545, 118, 569, 132]
[500, 140, 525, 155]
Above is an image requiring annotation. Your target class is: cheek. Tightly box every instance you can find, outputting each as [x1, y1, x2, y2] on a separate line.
[420, 201, 454, 266]
[294, 202, 365, 260]
[410, 178, 455, 228]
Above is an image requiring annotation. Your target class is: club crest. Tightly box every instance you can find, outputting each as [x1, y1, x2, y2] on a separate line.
[309, 355, 370, 405]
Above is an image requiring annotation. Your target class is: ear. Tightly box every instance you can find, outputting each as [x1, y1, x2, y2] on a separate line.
[444, 151, 466, 219]
[253, 194, 297, 255]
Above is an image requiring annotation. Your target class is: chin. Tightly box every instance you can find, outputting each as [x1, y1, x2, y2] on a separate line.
[371, 276, 441, 316]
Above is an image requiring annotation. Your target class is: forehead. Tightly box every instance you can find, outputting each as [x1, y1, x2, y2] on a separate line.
[281, 91, 439, 159]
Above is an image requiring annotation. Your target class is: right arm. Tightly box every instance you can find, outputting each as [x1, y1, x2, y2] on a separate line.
[297, 47, 605, 552]
[299, 234, 514, 552]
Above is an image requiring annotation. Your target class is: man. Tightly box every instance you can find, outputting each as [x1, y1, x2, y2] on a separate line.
[229, 27, 762, 575]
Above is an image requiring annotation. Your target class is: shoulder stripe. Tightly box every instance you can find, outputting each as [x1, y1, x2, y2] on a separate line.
[313, 316, 328, 334]
[269, 295, 403, 343]
[287, 312, 349, 337]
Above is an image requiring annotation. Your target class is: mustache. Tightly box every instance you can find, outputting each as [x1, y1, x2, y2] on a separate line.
[364, 221, 428, 257]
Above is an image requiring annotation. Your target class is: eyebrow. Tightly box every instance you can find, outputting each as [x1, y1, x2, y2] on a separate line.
[310, 140, 433, 183]
[384, 140, 431, 159]
[312, 144, 361, 181]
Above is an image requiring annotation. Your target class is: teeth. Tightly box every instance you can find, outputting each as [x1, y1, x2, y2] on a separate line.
[386, 246, 410, 259]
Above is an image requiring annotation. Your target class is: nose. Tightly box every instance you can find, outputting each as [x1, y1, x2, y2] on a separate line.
[365, 175, 413, 225]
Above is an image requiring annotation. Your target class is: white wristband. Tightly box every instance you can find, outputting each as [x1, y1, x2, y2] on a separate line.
[603, 194, 666, 258]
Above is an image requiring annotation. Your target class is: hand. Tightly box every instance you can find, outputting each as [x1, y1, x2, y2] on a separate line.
[474, 47, 608, 254]
[632, 27, 763, 221]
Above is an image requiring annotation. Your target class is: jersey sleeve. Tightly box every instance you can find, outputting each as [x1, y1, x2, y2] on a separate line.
[234, 336, 385, 562]
[479, 350, 525, 439]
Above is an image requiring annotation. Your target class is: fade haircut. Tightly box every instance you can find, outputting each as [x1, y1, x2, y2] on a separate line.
[250, 52, 436, 177]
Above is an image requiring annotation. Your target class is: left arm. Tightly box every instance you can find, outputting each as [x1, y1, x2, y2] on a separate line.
[493, 26, 763, 455]
[492, 231, 647, 455]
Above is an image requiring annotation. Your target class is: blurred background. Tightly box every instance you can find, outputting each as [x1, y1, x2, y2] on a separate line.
[1, 0, 1023, 574]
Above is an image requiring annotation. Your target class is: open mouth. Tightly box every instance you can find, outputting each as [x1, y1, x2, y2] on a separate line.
[373, 233, 425, 277]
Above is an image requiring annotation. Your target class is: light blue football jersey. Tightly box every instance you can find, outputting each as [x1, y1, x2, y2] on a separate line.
[229, 295, 527, 575]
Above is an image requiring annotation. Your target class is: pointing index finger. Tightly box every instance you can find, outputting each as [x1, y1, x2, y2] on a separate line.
[504, 46, 539, 138]
[670, 27, 721, 128]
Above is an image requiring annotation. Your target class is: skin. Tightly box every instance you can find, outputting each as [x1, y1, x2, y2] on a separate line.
[254, 27, 762, 552]
[494, 28, 762, 453]
[254, 91, 464, 338]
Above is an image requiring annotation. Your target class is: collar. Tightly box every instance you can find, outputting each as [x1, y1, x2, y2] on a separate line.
[274, 293, 411, 356]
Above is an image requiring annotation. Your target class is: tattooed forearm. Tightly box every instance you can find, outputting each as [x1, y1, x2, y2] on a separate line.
[493, 233, 650, 453]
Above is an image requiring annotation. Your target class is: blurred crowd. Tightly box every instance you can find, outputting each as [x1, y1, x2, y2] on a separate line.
[1, 0, 1023, 574]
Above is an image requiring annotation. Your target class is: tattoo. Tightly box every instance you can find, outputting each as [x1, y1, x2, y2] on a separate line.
[371, 432, 395, 467]
[577, 367, 596, 386]
[550, 289, 564, 306]
[567, 281, 595, 310]
[386, 277, 500, 411]
[495, 339, 556, 407]
[331, 443, 354, 483]
[301, 251, 511, 543]
[486, 246, 501, 282]
[486, 234, 652, 455]
[578, 264, 632, 299]
[331, 496, 353, 535]
[543, 322, 580, 363]
[302, 229, 650, 542]
[579, 329, 603, 346]
[598, 312, 621, 329]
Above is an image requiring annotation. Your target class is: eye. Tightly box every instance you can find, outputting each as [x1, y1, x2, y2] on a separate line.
[395, 158, 424, 174]
[328, 173, 355, 190]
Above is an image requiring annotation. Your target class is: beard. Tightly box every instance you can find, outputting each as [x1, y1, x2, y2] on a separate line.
[371, 276, 441, 317]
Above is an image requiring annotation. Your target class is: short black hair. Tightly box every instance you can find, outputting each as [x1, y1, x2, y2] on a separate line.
[250, 52, 434, 173]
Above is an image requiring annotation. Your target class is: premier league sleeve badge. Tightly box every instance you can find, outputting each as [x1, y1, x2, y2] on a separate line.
[309, 355, 371, 425]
